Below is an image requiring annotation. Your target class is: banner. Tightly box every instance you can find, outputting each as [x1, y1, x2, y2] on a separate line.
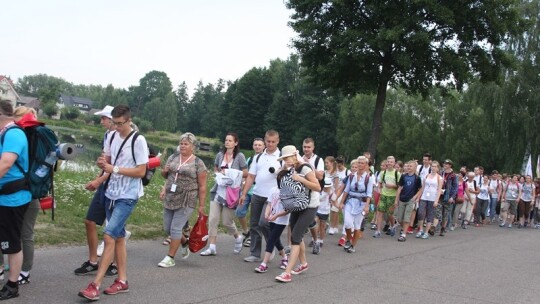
[525, 154, 533, 177]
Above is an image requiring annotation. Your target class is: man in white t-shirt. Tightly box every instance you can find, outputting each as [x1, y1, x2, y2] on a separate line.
[416, 153, 432, 182]
[79, 105, 148, 301]
[240, 130, 281, 262]
[302, 138, 325, 253]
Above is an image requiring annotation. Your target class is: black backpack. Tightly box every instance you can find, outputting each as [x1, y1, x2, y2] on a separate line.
[108, 131, 156, 186]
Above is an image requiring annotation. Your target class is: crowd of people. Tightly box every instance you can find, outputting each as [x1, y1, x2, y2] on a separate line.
[1, 101, 539, 301]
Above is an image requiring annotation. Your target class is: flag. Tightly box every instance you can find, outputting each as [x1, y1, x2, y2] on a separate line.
[525, 154, 533, 177]
[537, 155, 540, 179]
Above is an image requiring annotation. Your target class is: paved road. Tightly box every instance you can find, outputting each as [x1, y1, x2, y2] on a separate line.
[6, 224, 540, 304]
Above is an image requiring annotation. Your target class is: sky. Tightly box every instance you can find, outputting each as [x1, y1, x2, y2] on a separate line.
[1, 0, 296, 92]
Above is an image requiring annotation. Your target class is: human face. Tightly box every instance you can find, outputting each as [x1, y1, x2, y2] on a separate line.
[252, 139, 265, 154]
[179, 139, 193, 155]
[357, 159, 368, 172]
[111, 116, 131, 133]
[422, 157, 431, 166]
[526, 175, 532, 183]
[431, 164, 440, 174]
[350, 163, 359, 173]
[264, 135, 279, 152]
[386, 157, 395, 168]
[324, 159, 335, 171]
[100, 116, 114, 130]
[224, 135, 237, 150]
[283, 155, 296, 168]
[474, 167, 480, 175]
[302, 142, 314, 157]
[405, 163, 414, 174]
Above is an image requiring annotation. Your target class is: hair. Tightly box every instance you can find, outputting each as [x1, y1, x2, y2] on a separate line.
[265, 129, 279, 138]
[363, 152, 373, 166]
[0, 100, 14, 117]
[253, 137, 264, 144]
[13, 106, 37, 121]
[303, 137, 315, 145]
[325, 156, 337, 174]
[179, 132, 197, 147]
[223, 132, 240, 158]
[111, 104, 131, 119]
[350, 159, 359, 166]
[431, 161, 440, 169]
[423, 152, 432, 160]
[357, 156, 369, 164]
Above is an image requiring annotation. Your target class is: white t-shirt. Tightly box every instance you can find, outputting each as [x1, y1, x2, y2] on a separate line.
[477, 184, 490, 200]
[318, 190, 333, 215]
[249, 149, 281, 198]
[104, 130, 149, 200]
[336, 167, 350, 184]
[417, 164, 431, 182]
[303, 153, 324, 203]
[268, 187, 290, 225]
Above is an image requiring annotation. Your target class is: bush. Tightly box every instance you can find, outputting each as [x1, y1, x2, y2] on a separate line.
[61, 106, 80, 120]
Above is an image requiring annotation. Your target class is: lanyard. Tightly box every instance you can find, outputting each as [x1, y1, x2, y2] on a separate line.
[174, 154, 193, 182]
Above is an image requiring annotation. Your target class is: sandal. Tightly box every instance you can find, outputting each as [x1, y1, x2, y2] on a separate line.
[397, 235, 406, 242]
[162, 237, 171, 246]
[18, 273, 30, 285]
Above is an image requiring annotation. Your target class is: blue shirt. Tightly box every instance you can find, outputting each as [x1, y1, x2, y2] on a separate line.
[398, 173, 421, 202]
[0, 127, 32, 207]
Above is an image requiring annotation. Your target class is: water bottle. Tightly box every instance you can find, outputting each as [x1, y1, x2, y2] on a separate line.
[35, 152, 58, 178]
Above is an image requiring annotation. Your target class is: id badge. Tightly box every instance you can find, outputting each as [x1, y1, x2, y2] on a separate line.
[170, 184, 177, 192]
[426, 192, 431, 198]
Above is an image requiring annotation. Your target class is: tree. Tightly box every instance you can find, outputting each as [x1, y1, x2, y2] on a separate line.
[286, 0, 525, 159]
[42, 103, 58, 118]
[130, 71, 173, 115]
[61, 106, 80, 120]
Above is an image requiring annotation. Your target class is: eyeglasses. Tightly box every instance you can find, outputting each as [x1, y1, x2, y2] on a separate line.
[112, 120, 129, 126]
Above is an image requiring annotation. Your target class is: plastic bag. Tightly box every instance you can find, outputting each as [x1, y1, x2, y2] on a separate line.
[189, 213, 209, 253]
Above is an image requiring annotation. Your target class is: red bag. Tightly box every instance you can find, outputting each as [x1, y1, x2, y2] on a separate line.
[189, 213, 209, 253]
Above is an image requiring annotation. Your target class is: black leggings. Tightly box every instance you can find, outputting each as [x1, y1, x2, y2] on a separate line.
[265, 222, 287, 253]
[289, 208, 318, 245]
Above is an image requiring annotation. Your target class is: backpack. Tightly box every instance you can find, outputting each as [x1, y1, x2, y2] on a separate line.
[1, 124, 59, 218]
[313, 156, 326, 192]
[381, 169, 398, 185]
[277, 165, 311, 212]
[109, 131, 156, 186]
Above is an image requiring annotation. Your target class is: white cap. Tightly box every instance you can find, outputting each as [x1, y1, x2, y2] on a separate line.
[94, 105, 114, 119]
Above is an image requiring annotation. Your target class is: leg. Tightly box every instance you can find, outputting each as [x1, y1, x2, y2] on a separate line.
[20, 199, 40, 273]
[249, 195, 267, 258]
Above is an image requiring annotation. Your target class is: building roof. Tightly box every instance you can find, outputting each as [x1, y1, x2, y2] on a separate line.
[58, 93, 94, 110]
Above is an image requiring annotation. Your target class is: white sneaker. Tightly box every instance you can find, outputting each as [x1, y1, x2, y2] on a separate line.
[97, 241, 105, 257]
[200, 248, 216, 256]
[180, 243, 190, 259]
[125, 230, 132, 242]
[234, 235, 244, 254]
[328, 227, 335, 235]
[158, 256, 175, 268]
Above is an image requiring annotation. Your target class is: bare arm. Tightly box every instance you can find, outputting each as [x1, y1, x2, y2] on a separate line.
[197, 170, 207, 215]
[0, 152, 18, 179]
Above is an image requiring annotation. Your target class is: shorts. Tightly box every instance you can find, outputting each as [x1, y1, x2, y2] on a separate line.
[104, 198, 138, 239]
[377, 195, 395, 215]
[235, 193, 251, 218]
[502, 200, 517, 216]
[316, 212, 329, 221]
[396, 199, 415, 223]
[85, 184, 106, 225]
[0, 202, 30, 254]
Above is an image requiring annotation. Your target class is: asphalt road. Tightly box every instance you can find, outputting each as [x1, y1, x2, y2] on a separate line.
[5, 224, 540, 304]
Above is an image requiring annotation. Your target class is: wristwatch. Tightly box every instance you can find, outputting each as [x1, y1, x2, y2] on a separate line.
[113, 166, 120, 174]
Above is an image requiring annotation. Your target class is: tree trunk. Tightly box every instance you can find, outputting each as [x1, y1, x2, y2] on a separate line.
[367, 56, 391, 162]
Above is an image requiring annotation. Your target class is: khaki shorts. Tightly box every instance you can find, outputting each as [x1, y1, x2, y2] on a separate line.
[502, 200, 517, 215]
[395, 199, 415, 223]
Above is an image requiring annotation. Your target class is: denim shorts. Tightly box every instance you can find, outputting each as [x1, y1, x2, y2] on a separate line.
[104, 198, 138, 239]
[235, 193, 251, 218]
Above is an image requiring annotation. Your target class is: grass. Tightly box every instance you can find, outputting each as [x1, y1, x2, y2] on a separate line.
[34, 162, 218, 247]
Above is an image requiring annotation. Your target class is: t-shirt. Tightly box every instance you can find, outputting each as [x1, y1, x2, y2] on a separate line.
[488, 180, 500, 199]
[214, 151, 247, 171]
[378, 169, 400, 197]
[505, 183, 520, 201]
[318, 190, 333, 215]
[417, 164, 431, 182]
[477, 184, 490, 200]
[104, 130, 149, 200]
[296, 164, 319, 208]
[398, 174, 422, 202]
[249, 149, 281, 198]
[336, 167, 350, 184]
[521, 183, 535, 202]
[0, 127, 32, 207]
[163, 154, 206, 210]
[268, 187, 290, 225]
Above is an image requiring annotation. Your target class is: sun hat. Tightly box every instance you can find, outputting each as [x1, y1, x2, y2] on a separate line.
[278, 145, 297, 161]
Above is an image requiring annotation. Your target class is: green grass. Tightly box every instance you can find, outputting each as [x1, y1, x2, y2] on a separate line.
[34, 163, 218, 247]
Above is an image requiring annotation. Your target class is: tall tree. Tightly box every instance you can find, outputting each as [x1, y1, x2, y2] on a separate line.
[131, 71, 173, 115]
[286, 0, 525, 159]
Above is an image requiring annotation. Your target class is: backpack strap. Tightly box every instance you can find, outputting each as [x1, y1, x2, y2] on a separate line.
[131, 132, 139, 164]
[314, 156, 321, 171]
[0, 125, 27, 175]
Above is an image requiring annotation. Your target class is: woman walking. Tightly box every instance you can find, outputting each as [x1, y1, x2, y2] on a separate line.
[415, 161, 443, 239]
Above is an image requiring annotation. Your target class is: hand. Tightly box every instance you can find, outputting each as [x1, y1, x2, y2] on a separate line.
[198, 205, 206, 216]
[159, 188, 166, 200]
[162, 165, 170, 174]
[434, 201, 439, 207]
[448, 197, 454, 204]
[338, 203, 344, 211]
[239, 195, 245, 206]
[291, 172, 302, 182]
[84, 180, 99, 191]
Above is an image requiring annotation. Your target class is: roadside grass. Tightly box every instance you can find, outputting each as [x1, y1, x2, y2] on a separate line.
[34, 162, 217, 247]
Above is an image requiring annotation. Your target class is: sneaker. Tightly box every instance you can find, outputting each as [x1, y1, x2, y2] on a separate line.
[97, 241, 104, 257]
[74, 260, 98, 276]
[312, 242, 320, 255]
[200, 248, 216, 256]
[124, 230, 132, 242]
[328, 227, 335, 235]
[499, 223, 506, 228]
[279, 259, 288, 270]
[428, 227, 435, 236]
[291, 263, 309, 275]
[180, 242, 190, 259]
[105, 264, 118, 277]
[162, 237, 171, 245]
[0, 283, 19, 300]
[17, 273, 30, 285]
[244, 255, 261, 263]
[343, 240, 352, 250]
[242, 232, 250, 247]
[254, 264, 268, 273]
[415, 231, 423, 238]
[104, 278, 129, 295]
[407, 227, 414, 234]
[338, 237, 346, 247]
[450, 226, 455, 231]
[275, 272, 292, 283]
[421, 233, 429, 239]
[234, 236, 244, 254]
[0, 269, 3, 281]
[373, 231, 381, 238]
[389, 227, 396, 237]
[78, 282, 99, 301]
[370, 223, 377, 230]
[346, 246, 355, 253]
[158, 256, 175, 268]
[383, 224, 389, 232]
[508, 224, 513, 228]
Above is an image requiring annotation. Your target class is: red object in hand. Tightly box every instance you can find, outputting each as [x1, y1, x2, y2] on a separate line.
[189, 213, 209, 253]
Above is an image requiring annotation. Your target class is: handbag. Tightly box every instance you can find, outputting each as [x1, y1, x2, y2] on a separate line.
[188, 213, 209, 253]
[279, 168, 309, 212]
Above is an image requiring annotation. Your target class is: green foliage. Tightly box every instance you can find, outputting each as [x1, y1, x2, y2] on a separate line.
[60, 106, 80, 120]
[41, 102, 58, 118]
